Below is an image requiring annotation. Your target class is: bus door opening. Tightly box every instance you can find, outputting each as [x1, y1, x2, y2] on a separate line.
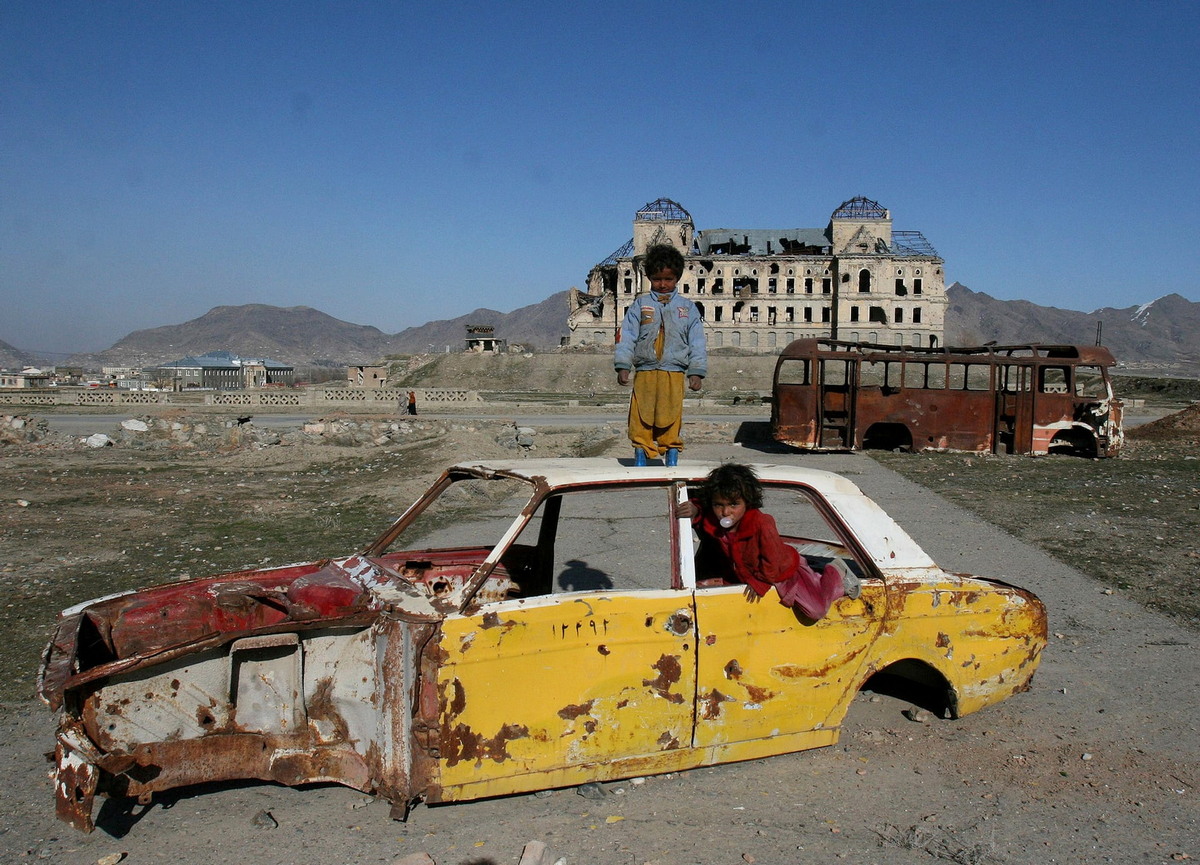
[819, 358, 854, 448]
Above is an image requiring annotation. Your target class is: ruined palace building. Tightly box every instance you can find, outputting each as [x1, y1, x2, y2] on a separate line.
[567, 196, 946, 352]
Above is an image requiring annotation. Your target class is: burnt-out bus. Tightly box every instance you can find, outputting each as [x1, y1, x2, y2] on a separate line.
[771, 339, 1123, 457]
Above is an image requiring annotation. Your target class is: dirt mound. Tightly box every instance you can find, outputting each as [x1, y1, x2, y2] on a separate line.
[1126, 401, 1200, 440]
[390, 351, 781, 397]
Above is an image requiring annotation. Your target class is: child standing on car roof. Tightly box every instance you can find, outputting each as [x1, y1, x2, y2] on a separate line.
[614, 244, 707, 467]
[681, 463, 861, 620]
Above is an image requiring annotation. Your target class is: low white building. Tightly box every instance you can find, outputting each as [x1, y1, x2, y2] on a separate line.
[0, 367, 53, 388]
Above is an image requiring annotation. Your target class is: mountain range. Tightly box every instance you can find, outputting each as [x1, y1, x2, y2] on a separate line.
[4, 284, 1198, 376]
[48, 294, 570, 369]
[943, 284, 1200, 374]
[0, 339, 35, 370]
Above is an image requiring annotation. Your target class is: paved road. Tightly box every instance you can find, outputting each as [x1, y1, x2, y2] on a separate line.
[40, 410, 771, 435]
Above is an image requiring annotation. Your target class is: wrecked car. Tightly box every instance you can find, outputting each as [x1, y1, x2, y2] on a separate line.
[40, 459, 1047, 832]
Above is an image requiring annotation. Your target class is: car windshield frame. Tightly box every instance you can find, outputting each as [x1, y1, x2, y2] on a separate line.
[363, 466, 881, 612]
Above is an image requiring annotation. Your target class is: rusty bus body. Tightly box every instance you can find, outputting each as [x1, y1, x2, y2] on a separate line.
[771, 339, 1124, 457]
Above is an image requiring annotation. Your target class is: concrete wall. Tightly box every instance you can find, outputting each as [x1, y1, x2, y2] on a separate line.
[0, 387, 480, 409]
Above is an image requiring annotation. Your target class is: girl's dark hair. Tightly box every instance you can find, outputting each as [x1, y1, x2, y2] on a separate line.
[703, 463, 763, 509]
[642, 244, 685, 280]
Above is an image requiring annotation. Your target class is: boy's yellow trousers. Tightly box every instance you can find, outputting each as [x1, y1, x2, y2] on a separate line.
[628, 369, 684, 457]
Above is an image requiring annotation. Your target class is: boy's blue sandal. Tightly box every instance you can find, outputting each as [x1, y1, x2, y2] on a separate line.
[665, 448, 679, 467]
[633, 449, 648, 467]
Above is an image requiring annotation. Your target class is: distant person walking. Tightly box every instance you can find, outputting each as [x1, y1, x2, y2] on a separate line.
[406, 391, 418, 416]
[614, 244, 707, 466]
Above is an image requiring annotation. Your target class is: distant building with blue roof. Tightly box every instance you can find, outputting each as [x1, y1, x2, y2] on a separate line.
[152, 351, 294, 390]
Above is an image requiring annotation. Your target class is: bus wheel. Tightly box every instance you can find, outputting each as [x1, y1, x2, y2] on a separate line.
[863, 423, 913, 453]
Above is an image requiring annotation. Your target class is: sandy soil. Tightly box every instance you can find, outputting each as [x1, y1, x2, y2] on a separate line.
[0, 411, 1196, 865]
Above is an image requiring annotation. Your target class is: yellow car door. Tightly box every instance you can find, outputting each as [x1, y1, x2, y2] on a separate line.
[689, 483, 884, 760]
[433, 483, 699, 801]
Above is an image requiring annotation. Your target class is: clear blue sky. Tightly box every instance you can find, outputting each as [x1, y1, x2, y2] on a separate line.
[3, 1, 1198, 355]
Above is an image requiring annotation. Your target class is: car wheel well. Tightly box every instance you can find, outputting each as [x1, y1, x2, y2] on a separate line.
[859, 659, 959, 719]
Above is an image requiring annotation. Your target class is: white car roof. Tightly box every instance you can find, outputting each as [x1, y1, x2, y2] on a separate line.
[449, 458, 861, 493]
[448, 458, 937, 571]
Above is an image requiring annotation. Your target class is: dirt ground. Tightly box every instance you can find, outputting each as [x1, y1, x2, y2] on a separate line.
[0, 406, 1196, 865]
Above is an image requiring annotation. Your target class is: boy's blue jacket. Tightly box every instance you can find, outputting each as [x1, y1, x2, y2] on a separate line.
[614, 291, 707, 378]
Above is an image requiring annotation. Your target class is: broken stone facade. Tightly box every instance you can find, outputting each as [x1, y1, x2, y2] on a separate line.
[567, 197, 947, 352]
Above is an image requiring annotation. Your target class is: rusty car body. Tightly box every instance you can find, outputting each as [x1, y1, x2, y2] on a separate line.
[40, 459, 1047, 832]
[772, 339, 1124, 457]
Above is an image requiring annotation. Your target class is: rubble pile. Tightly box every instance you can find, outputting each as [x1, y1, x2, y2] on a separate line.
[0, 414, 60, 446]
[1127, 402, 1200, 442]
[92, 414, 446, 450]
[99, 415, 283, 450]
[494, 422, 539, 451]
[290, 417, 432, 447]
